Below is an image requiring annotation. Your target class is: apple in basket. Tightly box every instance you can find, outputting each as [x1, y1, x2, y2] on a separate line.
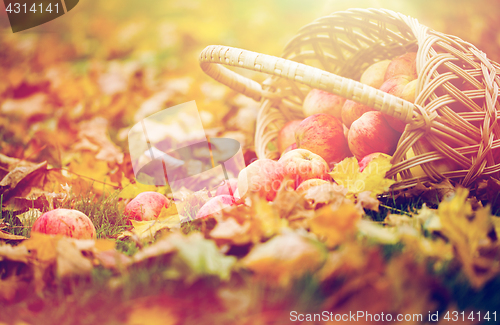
[278, 148, 331, 189]
[343, 124, 349, 140]
[302, 89, 346, 120]
[278, 119, 302, 154]
[32, 209, 96, 239]
[341, 99, 374, 128]
[348, 111, 400, 160]
[384, 52, 418, 80]
[360, 59, 392, 89]
[379, 76, 416, 133]
[295, 113, 351, 167]
[405, 138, 459, 178]
[124, 191, 170, 221]
[237, 158, 285, 201]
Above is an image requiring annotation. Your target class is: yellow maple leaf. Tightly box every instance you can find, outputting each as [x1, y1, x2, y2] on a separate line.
[127, 205, 180, 241]
[329, 156, 395, 199]
[118, 177, 171, 200]
[309, 202, 362, 247]
[252, 196, 288, 240]
[20, 232, 61, 262]
[94, 239, 117, 252]
[438, 187, 498, 288]
[67, 152, 119, 194]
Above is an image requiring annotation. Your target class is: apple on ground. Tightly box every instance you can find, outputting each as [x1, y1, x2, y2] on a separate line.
[341, 100, 374, 128]
[124, 191, 169, 221]
[295, 178, 329, 194]
[358, 152, 392, 172]
[32, 209, 96, 239]
[379, 76, 414, 133]
[215, 178, 238, 197]
[348, 111, 400, 160]
[295, 113, 351, 167]
[360, 59, 392, 88]
[237, 158, 285, 201]
[195, 195, 237, 220]
[278, 148, 331, 189]
[278, 119, 302, 153]
[302, 89, 346, 119]
[384, 52, 418, 80]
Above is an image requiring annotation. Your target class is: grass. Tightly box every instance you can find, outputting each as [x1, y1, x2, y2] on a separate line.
[364, 191, 425, 222]
[1, 190, 129, 241]
[59, 190, 129, 239]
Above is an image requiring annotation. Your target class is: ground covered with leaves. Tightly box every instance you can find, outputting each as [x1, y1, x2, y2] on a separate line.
[2, 0, 500, 324]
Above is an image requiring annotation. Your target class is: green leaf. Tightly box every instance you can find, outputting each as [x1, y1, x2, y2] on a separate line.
[166, 233, 236, 284]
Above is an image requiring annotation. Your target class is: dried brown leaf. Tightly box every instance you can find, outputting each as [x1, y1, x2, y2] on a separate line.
[0, 161, 47, 191]
[303, 183, 349, 209]
[132, 236, 176, 263]
[0, 230, 26, 241]
[209, 217, 251, 246]
[56, 238, 93, 278]
[0, 244, 30, 263]
[356, 190, 380, 212]
[73, 117, 124, 165]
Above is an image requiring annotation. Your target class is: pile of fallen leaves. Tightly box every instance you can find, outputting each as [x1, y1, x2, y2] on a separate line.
[3, 1, 500, 324]
[2, 154, 500, 324]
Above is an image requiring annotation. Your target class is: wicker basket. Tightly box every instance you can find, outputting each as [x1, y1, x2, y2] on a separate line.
[199, 8, 500, 191]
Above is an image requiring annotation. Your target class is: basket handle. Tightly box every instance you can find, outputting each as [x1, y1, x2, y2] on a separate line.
[199, 45, 417, 124]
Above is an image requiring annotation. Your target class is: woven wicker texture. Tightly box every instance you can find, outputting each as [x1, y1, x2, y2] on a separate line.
[199, 8, 500, 190]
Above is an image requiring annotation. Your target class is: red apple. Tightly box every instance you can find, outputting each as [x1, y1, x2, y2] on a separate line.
[278, 120, 302, 153]
[32, 209, 96, 239]
[278, 148, 331, 188]
[295, 178, 329, 194]
[360, 60, 392, 89]
[237, 159, 285, 201]
[341, 100, 374, 128]
[384, 52, 418, 80]
[379, 75, 413, 133]
[124, 191, 169, 221]
[215, 178, 238, 197]
[358, 152, 392, 172]
[343, 124, 349, 140]
[379, 75, 412, 95]
[280, 143, 298, 157]
[348, 111, 400, 160]
[195, 195, 236, 220]
[295, 114, 351, 167]
[302, 89, 346, 119]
